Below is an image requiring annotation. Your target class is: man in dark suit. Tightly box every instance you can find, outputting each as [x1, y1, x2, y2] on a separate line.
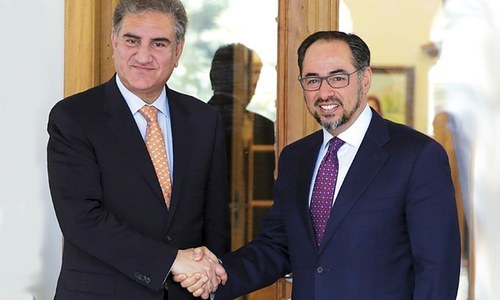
[177, 31, 461, 299]
[47, 0, 229, 299]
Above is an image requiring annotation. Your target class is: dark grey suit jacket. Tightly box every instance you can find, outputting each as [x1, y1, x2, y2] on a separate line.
[47, 76, 230, 299]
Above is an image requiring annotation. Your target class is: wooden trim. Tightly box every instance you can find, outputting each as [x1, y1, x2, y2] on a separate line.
[251, 145, 274, 152]
[64, 0, 117, 97]
[99, 0, 119, 82]
[64, 0, 100, 97]
[249, 200, 275, 207]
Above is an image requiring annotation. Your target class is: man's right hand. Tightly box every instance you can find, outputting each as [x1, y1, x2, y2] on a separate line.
[172, 247, 227, 298]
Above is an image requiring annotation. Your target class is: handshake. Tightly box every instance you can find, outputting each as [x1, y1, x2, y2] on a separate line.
[171, 247, 226, 299]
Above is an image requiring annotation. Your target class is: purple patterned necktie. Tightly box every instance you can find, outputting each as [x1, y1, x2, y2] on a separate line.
[310, 137, 345, 245]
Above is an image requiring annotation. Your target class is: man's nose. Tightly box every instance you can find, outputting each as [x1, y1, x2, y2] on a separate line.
[317, 78, 336, 98]
[135, 44, 153, 63]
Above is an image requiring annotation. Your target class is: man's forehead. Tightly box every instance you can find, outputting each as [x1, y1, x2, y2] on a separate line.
[306, 39, 349, 55]
[304, 43, 351, 64]
[119, 12, 175, 39]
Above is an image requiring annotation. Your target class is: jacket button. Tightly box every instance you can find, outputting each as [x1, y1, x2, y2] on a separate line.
[166, 235, 172, 242]
[317, 266, 324, 274]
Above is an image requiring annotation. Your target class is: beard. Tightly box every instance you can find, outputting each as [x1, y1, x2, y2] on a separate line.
[313, 85, 363, 131]
[315, 111, 348, 131]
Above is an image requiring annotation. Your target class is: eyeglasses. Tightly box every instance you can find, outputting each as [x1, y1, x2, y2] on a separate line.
[298, 68, 362, 91]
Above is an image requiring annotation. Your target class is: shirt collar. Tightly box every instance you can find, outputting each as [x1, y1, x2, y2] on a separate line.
[321, 103, 372, 150]
[115, 75, 168, 116]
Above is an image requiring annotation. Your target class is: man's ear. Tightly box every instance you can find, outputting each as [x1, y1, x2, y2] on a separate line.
[111, 31, 118, 51]
[174, 39, 185, 67]
[362, 66, 372, 94]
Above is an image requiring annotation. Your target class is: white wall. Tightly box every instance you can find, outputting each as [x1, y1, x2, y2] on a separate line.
[0, 0, 64, 299]
[343, 0, 441, 133]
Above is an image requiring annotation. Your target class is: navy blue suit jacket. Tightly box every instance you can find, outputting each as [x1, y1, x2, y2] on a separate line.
[217, 110, 460, 299]
[47, 77, 230, 299]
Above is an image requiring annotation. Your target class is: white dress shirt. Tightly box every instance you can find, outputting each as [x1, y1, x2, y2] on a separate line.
[308, 104, 372, 207]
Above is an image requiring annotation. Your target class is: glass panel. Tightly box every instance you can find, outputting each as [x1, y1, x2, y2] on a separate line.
[252, 151, 275, 200]
[169, 1, 278, 265]
[169, 1, 278, 120]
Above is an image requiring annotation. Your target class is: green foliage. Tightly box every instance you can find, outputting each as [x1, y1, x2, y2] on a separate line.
[169, 0, 230, 102]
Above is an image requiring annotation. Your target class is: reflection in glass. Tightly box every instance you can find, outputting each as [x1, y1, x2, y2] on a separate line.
[208, 43, 275, 246]
[169, 4, 278, 284]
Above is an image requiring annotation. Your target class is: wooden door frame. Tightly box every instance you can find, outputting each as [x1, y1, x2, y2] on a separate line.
[64, 0, 117, 97]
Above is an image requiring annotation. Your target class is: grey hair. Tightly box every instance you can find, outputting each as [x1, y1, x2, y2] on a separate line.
[112, 0, 188, 44]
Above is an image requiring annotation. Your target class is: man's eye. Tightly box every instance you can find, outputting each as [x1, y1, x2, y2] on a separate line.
[153, 42, 167, 48]
[306, 78, 320, 85]
[125, 39, 139, 45]
[331, 75, 346, 82]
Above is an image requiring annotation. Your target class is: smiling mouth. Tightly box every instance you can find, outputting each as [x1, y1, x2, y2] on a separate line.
[319, 103, 339, 111]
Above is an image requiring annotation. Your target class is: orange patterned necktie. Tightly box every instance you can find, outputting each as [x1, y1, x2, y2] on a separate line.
[139, 105, 172, 208]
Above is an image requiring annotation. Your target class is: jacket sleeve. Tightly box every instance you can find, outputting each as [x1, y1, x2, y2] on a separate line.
[406, 140, 461, 299]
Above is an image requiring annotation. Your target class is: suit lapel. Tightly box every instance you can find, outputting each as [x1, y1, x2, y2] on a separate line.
[295, 131, 325, 248]
[102, 78, 166, 203]
[103, 82, 194, 232]
[319, 112, 390, 253]
[162, 88, 194, 230]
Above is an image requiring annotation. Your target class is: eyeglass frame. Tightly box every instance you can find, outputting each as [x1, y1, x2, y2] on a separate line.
[298, 68, 363, 91]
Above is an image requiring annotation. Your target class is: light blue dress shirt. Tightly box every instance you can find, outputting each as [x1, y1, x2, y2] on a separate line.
[115, 75, 174, 181]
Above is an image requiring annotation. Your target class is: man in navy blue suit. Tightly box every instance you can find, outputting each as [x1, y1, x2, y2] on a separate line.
[177, 31, 461, 299]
